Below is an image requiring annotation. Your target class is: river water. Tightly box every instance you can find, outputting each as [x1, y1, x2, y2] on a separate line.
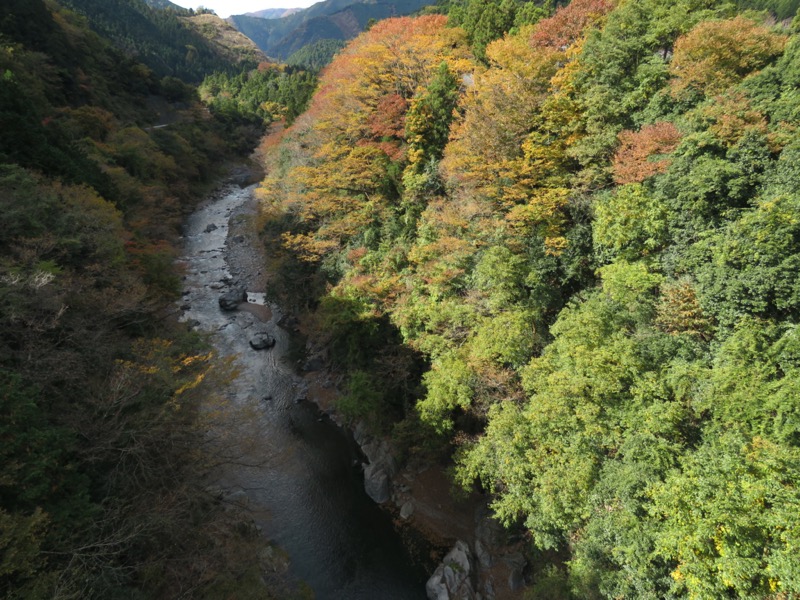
[178, 182, 427, 599]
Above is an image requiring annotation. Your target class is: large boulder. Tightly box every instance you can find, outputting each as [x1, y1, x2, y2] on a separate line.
[219, 287, 246, 310]
[363, 463, 390, 504]
[361, 439, 397, 477]
[249, 332, 275, 350]
[426, 540, 477, 600]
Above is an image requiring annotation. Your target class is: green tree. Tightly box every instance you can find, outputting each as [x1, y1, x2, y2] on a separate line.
[449, 0, 519, 60]
[593, 183, 669, 262]
[405, 62, 460, 171]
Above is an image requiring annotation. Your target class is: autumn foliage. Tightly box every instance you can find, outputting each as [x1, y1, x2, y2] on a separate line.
[530, 0, 615, 49]
[670, 15, 788, 97]
[258, 3, 800, 598]
[612, 121, 682, 184]
[268, 15, 472, 262]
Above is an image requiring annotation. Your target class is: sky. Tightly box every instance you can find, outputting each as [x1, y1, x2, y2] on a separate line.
[169, 0, 318, 18]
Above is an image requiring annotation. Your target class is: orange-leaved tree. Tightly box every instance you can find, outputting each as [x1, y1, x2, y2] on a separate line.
[670, 15, 788, 98]
[612, 121, 682, 184]
[276, 15, 473, 265]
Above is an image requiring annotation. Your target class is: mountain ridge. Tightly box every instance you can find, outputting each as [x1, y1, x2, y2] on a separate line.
[245, 7, 304, 18]
[229, 0, 435, 60]
[140, 0, 184, 9]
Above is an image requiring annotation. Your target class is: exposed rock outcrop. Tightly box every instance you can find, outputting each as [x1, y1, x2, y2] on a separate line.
[364, 462, 390, 504]
[426, 540, 477, 600]
[354, 422, 398, 504]
[293, 290, 531, 598]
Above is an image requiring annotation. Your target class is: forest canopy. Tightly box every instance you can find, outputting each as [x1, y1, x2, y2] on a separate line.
[257, 0, 800, 596]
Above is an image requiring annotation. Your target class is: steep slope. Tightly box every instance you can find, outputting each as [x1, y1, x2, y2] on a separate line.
[0, 1, 279, 597]
[256, 1, 800, 597]
[58, 0, 247, 80]
[182, 12, 268, 65]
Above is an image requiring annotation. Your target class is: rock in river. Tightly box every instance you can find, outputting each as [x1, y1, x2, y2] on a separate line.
[219, 287, 246, 310]
[250, 332, 276, 350]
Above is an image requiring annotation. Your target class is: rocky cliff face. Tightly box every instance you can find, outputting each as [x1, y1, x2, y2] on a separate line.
[421, 516, 528, 600]
[298, 358, 530, 600]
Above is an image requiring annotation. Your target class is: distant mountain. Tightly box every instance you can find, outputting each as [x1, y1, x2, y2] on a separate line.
[229, 0, 435, 60]
[246, 7, 303, 18]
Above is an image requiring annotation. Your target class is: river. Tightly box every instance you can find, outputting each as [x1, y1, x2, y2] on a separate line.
[177, 181, 427, 599]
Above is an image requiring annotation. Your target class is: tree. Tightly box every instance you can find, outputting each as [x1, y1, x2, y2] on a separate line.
[448, 0, 519, 61]
[696, 191, 800, 329]
[654, 425, 800, 596]
[612, 121, 682, 184]
[529, 0, 613, 49]
[670, 15, 788, 98]
[275, 15, 472, 265]
[405, 62, 460, 170]
[457, 292, 643, 546]
[593, 183, 669, 261]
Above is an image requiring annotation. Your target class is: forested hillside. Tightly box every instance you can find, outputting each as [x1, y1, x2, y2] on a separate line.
[0, 1, 286, 597]
[56, 0, 252, 80]
[257, 0, 800, 596]
[199, 64, 317, 127]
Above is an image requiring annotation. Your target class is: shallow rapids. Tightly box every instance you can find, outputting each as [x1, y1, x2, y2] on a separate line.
[177, 182, 426, 599]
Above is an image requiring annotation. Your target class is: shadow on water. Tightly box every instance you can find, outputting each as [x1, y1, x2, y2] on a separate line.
[178, 182, 427, 599]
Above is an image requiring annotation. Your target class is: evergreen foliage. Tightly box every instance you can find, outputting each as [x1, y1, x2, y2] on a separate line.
[447, 0, 561, 60]
[286, 39, 346, 71]
[57, 0, 243, 81]
[199, 64, 317, 127]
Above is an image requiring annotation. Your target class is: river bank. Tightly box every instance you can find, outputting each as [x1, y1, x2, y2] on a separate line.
[177, 170, 428, 599]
